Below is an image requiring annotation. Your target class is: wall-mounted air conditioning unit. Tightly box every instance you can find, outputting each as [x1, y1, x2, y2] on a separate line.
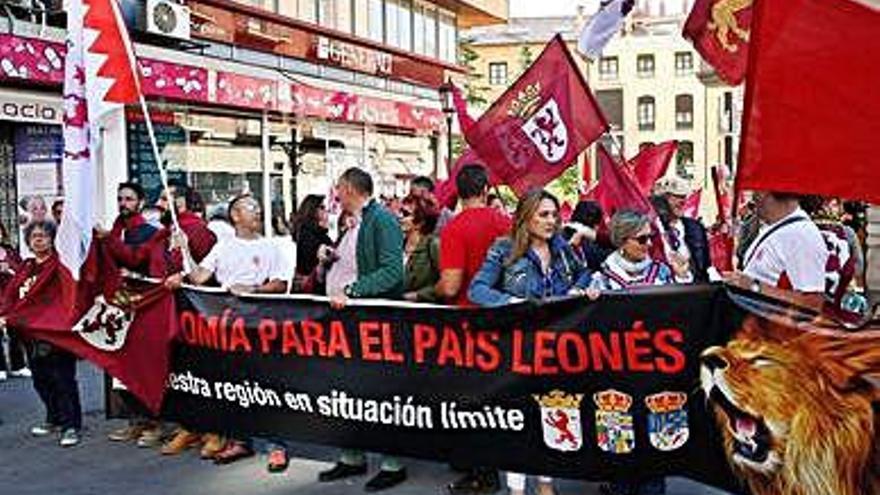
[145, 0, 190, 40]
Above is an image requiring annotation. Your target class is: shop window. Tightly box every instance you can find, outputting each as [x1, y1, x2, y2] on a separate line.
[675, 94, 693, 130]
[637, 95, 655, 131]
[637, 54, 655, 78]
[488, 62, 508, 86]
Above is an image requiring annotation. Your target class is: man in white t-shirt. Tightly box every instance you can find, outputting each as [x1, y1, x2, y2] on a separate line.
[737, 191, 828, 297]
[174, 195, 290, 293]
[166, 194, 290, 468]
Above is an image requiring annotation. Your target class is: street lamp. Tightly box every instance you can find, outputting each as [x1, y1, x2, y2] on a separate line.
[438, 78, 456, 173]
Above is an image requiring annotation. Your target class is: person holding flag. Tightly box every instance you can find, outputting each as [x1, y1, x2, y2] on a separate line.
[0, 221, 83, 447]
[653, 177, 711, 282]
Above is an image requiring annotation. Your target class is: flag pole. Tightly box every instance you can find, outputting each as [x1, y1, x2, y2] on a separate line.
[136, 94, 193, 273]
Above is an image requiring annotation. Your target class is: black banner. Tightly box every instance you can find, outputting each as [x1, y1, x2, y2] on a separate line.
[161, 285, 744, 489]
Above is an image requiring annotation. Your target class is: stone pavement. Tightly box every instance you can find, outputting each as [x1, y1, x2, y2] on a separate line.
[0, 362, 733, 495]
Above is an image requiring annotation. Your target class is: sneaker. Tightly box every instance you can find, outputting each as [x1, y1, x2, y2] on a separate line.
[10, 367, 31, 378]
[59, 429, 80, 447]
[267, 448, 289, 473]
[0, 371, 7, 381]
[136, 426, 163, 448]
[108, 424, 146, 442]
[31, 423, 60, 437]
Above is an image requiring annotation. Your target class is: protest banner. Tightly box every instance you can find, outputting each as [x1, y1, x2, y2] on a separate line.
[159, 285, 880, 495]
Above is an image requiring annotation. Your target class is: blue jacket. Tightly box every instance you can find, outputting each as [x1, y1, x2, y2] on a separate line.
[468, 234, 593, 307]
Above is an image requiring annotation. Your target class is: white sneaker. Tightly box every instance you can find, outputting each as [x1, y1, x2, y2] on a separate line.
[59, 428, 80, 447]
[0, 371, 7, 381]
[10, 367, 31, 378]
[31, 424, 59, 437]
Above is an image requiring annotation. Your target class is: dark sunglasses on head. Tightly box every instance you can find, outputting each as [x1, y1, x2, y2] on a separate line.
[630, 234, 652, 245]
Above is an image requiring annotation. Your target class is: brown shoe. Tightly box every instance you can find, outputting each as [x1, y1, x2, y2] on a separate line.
[199, 434, 226, 459]
[160, 429, 201, 455]
[108, 424, 146, 442]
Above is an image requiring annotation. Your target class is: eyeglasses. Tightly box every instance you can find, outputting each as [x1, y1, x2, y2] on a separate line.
[630, 234, 652, 245]
[399, 209, 413, 218]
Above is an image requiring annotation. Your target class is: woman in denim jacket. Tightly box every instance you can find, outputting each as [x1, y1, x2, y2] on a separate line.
[468, 189, 594, 308]
[468, 189, 595, 495]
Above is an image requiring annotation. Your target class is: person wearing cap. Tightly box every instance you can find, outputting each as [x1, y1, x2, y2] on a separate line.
[654, 176, 711, 283]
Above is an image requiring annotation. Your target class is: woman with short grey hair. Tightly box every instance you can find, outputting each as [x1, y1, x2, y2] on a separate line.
[593, 210, 678, 495]
[591, 210, 681, 291]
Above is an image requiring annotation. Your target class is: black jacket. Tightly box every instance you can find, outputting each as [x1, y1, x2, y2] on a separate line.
[682, 217, 711, 282]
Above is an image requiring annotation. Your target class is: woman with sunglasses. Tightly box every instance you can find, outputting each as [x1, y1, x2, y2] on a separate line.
[399, 194, 441, 303]
[592, 209, 677, 495]
[589, 210, 682, 293]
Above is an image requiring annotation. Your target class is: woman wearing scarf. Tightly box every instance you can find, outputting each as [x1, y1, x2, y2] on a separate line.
[468, 189, 595, 495]
[591, 209, 683, 495]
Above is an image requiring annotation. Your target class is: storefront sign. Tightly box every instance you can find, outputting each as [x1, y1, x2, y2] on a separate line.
[0, 90, 63, 124]
[315, 36, 393, 76]
[14, 124, 63, 163]
[0, 33, 443, 133]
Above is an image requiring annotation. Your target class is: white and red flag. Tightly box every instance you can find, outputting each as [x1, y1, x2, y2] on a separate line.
[1, 0, 177, 413]
[59, 0, 141, 282]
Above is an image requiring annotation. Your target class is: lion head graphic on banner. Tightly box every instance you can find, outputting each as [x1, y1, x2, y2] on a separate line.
[700, 316, 880, 495]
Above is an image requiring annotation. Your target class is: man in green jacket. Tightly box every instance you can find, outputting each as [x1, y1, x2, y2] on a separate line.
[321, 167, 408, 492]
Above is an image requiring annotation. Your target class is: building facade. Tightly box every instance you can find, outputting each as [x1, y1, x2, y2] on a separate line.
[463, 7, 741, 219]
[0, 0, 507, 243]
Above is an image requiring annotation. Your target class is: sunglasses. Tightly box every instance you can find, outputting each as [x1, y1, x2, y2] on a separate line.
[629, 234, 652, 245]
[399, 209, 413, 218]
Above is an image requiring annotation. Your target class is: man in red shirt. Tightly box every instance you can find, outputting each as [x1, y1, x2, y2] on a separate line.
[436, 165, 511, 307]
[436, 164, 510, 494]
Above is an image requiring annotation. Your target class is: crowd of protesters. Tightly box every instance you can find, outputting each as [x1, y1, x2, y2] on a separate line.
[0, 160, 872, 495]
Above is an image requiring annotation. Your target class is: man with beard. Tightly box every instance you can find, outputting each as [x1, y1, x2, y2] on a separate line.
[97, 183, 163, 447]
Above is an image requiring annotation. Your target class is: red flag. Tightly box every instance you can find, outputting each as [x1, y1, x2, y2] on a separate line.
[3, 0, 175, 413]
[738, 0, 880, 204]
[683, 189, 702, 219]
[434, 82, 500, 208]
[465, 35, 608, 196]
[629, 141, 678, 197]
[451, 83, 475, 135]
[593, 145, 654, 217]
[683, 0, 752, 85]
[2, 248, 175, 413]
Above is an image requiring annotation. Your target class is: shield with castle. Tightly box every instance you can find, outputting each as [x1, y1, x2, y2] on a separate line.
[594, 389, 635, 454]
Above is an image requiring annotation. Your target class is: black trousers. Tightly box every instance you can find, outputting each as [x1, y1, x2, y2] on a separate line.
[30, 343, 82, 431]
[1, 328, 28, 372]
